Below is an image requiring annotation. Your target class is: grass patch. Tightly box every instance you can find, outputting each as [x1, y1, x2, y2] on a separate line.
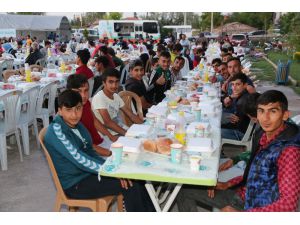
[267, 51, 300, 82]
[249, 50, 300, 95]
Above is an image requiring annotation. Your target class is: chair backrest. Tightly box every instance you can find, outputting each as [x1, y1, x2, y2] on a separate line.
[145, 59, 152, 74]
[241, 120, 256, 142]
[19, 85, 40, 123]
[18, 67, 25, 76]
[36, 58, 46, 68]
[39, 128, 68, 202]
[30, 64, 43, 72]
[0, 90, 22, 134]
[291, 115, 300, 125]
[2, 53, 14, 59]
[118, 90, 143, 127]
[36, 82, 58, 116]
[87, 77, 94, 98]
[120, 64, 129, 86]
[3, 70, 18, 82]
[2, 59, 14, 70]
[15, 52, 25, 60]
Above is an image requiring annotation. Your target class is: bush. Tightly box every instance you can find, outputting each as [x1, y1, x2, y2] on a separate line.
[293, 52, 300, 61]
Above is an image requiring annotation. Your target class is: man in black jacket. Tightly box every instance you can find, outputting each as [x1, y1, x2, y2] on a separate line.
[25, 42, 43, 65]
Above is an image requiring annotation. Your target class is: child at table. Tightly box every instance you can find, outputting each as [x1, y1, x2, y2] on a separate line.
[125, 59, 153, 116]
[44, 89, 154, 211]
[92, 68, 143, 136]
[66, 74, 118, 157]
[147, 51, 172, 104]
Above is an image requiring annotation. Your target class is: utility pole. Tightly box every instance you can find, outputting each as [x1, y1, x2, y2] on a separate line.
[184, 12, 187, 25]
[211, 12, 214, 33]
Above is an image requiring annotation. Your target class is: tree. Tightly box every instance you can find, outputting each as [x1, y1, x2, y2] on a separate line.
[106, 12, 122, 20]
[227, 12, 273, 30]
[199, 12, 223, 31]
[280, 12, 299, 34]
[8, 12, 45, 15]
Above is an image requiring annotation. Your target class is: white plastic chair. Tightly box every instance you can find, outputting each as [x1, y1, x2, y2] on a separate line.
[36, 58, 46, 67]
[87, 77, 94, 98]
[0, 90, 23, 170]
[17, 86, 40, 155]
[291, 115, 300, 125]
[221, 120, 256, 151]
[36, 82, 58, 128]
[120, 64, 129, 88]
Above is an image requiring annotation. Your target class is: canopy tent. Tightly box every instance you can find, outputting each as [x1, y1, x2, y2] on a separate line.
[0, 14, 71, 41]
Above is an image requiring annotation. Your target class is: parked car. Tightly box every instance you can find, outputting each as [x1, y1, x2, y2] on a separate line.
[230, 34, 248, 46]
[248, 30, 267, 36]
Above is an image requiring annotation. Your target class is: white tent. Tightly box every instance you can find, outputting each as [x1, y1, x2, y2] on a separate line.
[0, 14, 71, 41]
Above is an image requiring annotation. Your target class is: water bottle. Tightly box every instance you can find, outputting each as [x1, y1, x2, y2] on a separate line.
[25, 63, 31, 82]
[175, 111, 186, 145]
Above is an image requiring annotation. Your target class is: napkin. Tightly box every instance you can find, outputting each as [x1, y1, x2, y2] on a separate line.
[125, 124, 151, 137]
[115, 136, 141, 153]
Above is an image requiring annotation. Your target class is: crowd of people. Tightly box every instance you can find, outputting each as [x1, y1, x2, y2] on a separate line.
[2, 31, 299, 212]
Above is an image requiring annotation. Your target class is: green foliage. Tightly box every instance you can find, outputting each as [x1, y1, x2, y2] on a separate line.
[280, 13, 300, 51]
[71, 12, 106, 28]
[293, 52, 300, 61]
[141, 12, 202, 29]
[227, 12, 273, 30]
[83, 29, 89, 39]
[199, 12, 223, 31]
[8, 12, 45, 15]
[106, 12, 123, 20]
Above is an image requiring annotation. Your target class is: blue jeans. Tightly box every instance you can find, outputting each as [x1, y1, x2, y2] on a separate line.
[221, 128, 245, 141]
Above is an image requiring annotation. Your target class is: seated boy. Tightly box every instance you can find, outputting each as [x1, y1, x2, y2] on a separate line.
[75, 49, 94, 80]
[148, 51, 172, 104]
[67, 74, 119, 156]
[92, 68, 143, 136]
[221, 73, 251, 141]
[44, 90, 154, 211]
[125, 59, 153, 115]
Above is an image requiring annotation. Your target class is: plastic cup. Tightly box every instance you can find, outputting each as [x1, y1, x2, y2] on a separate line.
[190, 101, 198, 110]
[146, 114, 156, 126]
[193, 108, 202, 122]
[110, 143, 123, 166]
[170, 143, 183, 164]
[189, 155, 202, 172]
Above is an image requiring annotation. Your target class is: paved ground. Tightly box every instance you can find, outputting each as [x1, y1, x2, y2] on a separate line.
[0, 81, 299, 212]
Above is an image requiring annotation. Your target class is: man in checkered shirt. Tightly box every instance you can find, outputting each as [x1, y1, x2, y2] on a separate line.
[222, 90, 300, 212]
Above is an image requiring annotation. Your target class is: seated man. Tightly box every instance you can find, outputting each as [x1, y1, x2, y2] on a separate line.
[44, 90, 154, 211]
[92, 55, 110, 96]
[221, 73, 251, 140]
[209, 58, 222, 83]
[76, 49, 94, 80]
[170, 56, 185, 86]
[67, 74, 119, 157]
[92, 68, 143, 136]
[223, 57, 255, 95]
[25, 42, 43, 65]
[125, 59, 153, 115]
[218, 62, 230, 84]
[176, 92, 261, 212]
[222, 90, 300, 212]
[148, 51, 172, 104]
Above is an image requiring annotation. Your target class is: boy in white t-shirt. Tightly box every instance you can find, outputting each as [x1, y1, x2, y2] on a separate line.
[92, 68, 143, 136]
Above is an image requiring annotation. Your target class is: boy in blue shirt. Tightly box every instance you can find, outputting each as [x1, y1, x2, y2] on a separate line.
[44, 89, 154, 211]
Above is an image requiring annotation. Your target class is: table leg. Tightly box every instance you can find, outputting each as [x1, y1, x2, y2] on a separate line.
[162, 184, 182, 212]
[145, 181, 162, 212]
[145, 182, 183, 212]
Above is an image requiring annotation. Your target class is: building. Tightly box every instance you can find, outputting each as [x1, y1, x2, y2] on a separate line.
[213, 22, 258, 35]
[0, 14, 71, 41]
